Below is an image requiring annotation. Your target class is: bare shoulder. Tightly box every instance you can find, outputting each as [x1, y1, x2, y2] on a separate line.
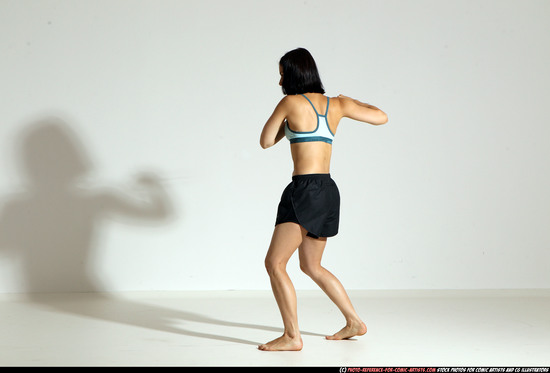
[280, 94, 303, 105]
[326, 95, 347, 117]
[276, 94, 306, 113]
[328, 94, 344, 104]
[330, 94, 352, 109]
[275, 94, 298, 108]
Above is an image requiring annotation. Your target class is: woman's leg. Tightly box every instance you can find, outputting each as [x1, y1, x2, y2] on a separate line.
[298, 236, 367, 340]
[258, 222, 304, 351]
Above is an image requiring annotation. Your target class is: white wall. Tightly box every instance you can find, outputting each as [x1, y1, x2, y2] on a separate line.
[1, 0, 549, 293]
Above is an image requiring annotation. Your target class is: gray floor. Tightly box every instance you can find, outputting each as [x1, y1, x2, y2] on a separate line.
[0, 289, 549, 367]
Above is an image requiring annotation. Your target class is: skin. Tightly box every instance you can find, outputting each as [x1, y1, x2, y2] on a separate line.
[258, 66, 388, 351]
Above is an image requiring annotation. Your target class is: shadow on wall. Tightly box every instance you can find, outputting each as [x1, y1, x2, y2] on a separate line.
[0, 117, 315, 346]
[0, 117, 173, 293]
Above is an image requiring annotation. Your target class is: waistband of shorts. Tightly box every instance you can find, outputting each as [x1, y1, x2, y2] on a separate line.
[292, 173, 331, 181]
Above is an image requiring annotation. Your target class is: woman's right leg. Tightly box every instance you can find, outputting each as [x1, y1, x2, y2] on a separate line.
[298, 235, 367, 340]
[259, 222, 304, 351]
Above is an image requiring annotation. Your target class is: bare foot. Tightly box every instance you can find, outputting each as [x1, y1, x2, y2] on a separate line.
[258, 334, 303, 351]
[326, 321, 367, 340]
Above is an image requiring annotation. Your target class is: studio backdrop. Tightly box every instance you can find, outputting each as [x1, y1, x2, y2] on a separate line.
[1, 0, 549, 293]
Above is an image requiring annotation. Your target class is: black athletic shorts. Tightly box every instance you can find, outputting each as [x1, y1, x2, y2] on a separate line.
[275, 173, 340, 238]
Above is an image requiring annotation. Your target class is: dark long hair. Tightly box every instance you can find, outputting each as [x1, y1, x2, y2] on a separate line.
[279, 48, 325, 95]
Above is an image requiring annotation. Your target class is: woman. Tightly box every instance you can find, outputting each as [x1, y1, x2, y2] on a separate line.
[259, 48, 388, 351]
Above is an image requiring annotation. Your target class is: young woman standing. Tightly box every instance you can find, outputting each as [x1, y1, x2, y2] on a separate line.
[259, 48, 388, 351]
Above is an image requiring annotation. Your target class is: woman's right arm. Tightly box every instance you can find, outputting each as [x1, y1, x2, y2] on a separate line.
[260, 97, 289, 149]
[338, 95, 388, 125]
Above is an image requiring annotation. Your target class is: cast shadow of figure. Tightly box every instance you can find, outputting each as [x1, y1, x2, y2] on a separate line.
[0, 117, 172, 293]
[0, 117, 321, 346]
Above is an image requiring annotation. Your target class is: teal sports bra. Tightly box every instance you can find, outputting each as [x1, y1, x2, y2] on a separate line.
[285, 94, 335, 145]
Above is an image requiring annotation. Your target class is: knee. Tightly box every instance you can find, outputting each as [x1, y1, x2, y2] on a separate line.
[299, 261, 323, 279]
[265, 256, 287, 277]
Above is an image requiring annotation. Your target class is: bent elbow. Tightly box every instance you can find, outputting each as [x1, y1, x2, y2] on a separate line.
[260, 139, 272, 149]
[375, 112, 388, 125]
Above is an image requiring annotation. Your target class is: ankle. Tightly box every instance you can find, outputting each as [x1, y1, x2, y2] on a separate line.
[283, 329, 301, 339]
[346, 317, 364, 328]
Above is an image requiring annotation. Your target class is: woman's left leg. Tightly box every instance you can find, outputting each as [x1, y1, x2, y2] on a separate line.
[259, 222, 304, 351]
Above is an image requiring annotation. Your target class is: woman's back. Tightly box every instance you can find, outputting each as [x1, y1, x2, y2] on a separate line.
[284, 93, 340, 175]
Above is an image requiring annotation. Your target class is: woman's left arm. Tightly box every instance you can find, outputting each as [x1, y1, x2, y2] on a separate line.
[260, 97, 289, 149]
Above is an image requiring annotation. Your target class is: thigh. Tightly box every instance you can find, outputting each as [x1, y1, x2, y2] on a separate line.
[265, 222, 304, 265]
[298, 234, 328, 268]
